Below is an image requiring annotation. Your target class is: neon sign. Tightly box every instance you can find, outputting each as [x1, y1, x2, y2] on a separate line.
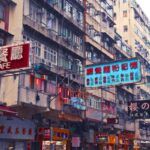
[128, 100, 150, 119]
[85, 58, 141, 87]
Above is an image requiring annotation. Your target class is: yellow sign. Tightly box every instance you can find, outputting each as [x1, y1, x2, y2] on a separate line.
[108, 135, 116, 144]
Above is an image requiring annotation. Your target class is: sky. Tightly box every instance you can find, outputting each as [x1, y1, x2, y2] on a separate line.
[136, 0, 150, 20]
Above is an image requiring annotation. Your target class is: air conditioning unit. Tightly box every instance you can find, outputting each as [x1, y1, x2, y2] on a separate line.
[41, 59, 45, 64]
[94, 10, 101, 16]
[46, 61, 51, 68]
[73, 43, 79, 48]
[67, 38, 72, 45]
[86, 3, 94, 9]
[94, 31, 101, 37]
[107, 5, 113, 10]
[37, 8, 45, 15]
[89, 25, 94, 30]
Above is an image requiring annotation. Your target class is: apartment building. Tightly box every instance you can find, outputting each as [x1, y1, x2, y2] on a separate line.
[0, 0, 86, 149]
[84, 0, 135, 149]
[114, 0, 150, 147]
[0, 0, 149, 149]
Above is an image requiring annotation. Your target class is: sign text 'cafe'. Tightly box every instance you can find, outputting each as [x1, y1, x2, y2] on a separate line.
[0, 43, 30, 71]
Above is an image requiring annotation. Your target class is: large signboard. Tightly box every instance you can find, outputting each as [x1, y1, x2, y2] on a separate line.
[85, 58, 141, 87]
[0, 43, 30, 72]
[70, 97, 86, 110]
[0, 116, 35, 140]
[128, 100, 150, 119]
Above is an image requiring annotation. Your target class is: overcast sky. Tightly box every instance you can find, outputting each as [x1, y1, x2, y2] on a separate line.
[136, 0, 150, 20]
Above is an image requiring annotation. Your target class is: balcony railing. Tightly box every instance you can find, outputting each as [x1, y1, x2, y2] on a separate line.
[42, 0, 84, 32]
[23, 16, 84, 58]
[114, 44, 132, 58]
[101, 21, 115, 40]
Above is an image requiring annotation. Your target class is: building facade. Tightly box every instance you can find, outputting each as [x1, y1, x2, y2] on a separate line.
[0, 0, 150, 149]
[114, 0, 150, 148]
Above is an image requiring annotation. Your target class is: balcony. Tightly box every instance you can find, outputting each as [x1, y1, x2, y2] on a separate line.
[121, 85, 134, 95]
[114, 44, 132, 58]
[54, 66, 84, 85]
[131, 1, 149, 27]
[23, 16, 84, 58]
[37, 0, 84, 32]
[74, 0, 84, 9]
[101, 21, 115, 40]
[52, 5, 84, 31]
[85, 36, 114, 59]
[33, 62, 84, 85]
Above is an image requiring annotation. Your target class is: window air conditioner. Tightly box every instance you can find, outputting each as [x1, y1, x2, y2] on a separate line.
[94, 31, 101, 37]
[41, 59, 45, 64]
[94, 10, 101, 16]
[89, 25, 94, 30]
[46, 61, 51, 68]
[37, 8, 45, 15]
[86, 3, 94, 9]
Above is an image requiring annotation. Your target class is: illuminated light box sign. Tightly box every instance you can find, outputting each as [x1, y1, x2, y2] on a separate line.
[85, 58, 141, 87]
[0, 43, 30, 72]
[128, 100, 150, 119]
[70, 97, 86, 111]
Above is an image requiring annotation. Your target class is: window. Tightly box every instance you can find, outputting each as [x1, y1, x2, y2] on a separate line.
[34, 41, 41, 57]
[0, 4, 4, 20]
[30, 1, 43, 23]
[123, 10, 127, 17]
[87, 96, 100, 109]
[123, 25, 128, 32]
[44, 47, 57, 65]
[123, 0, 127, 3]
[30, 75, 47, 91]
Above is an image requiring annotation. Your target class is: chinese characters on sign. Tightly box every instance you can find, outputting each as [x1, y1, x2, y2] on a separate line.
[128, 100, 150, 119]
[0, 116, 35, 140]
[0, 43, 30, 71]
[85, 58, 141, 87]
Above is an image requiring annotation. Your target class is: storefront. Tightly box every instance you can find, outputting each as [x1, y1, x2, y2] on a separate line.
[96, 133, 117, 150]
[133, 140, 140, 150]
[118, 134, 129, 150]
[0, 116, 35, 150]
[37, 127, 70, 150]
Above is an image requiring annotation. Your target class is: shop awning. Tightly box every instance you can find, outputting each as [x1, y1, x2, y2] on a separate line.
[0, 105, 17, 115]
[11, 102, 46, 119]
[59, 113, 83, 122]
[0, 29, 14, 37]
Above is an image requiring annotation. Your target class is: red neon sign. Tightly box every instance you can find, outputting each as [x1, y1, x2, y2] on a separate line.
[0, 43, 30, 71]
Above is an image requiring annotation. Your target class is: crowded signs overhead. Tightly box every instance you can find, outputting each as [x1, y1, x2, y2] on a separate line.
[0, 43, 30, 72]
[128, 100, 150, 119]
[85, 58, 141, 87]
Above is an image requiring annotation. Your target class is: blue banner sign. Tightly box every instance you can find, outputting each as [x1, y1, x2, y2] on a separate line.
[70, 97, 86, 110]
[85, 58, 141, 87]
